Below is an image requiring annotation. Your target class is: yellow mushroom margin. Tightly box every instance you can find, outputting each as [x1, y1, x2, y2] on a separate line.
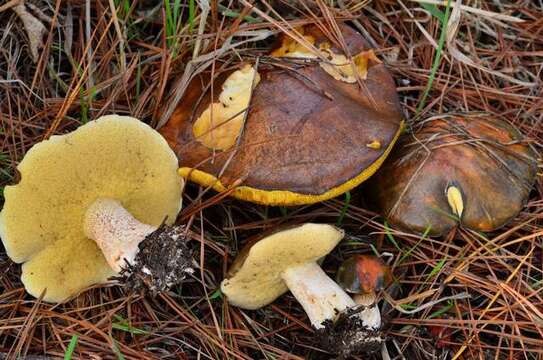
[179, 120, 405, 206]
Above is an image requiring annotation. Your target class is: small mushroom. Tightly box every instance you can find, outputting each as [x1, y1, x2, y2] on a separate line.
[335, 255, 391, 347]
[220, 224, 383, 356]
[368, 114, 539, 236]
[160, 23, 404, 206]
[0, 115, 192, 303]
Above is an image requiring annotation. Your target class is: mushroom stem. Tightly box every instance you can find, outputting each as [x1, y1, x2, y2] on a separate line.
[282, 262, 383, 355]
[84, 198, 156, 272]
[84, 198, 193, 294]
[282, 262, 356, 328]
[282, 262, 382, 331]
[353, 293, 382, 329]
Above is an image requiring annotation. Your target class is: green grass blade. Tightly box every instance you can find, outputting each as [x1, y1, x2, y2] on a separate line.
[336, 191, 351, 226]
[112, 315, 148, 335]
[420, 3, 445, 22]
[164, 0, 174, 48]
[173, 0, 181, 28]
[370, 243, 381, 257]
[415, 0, 452, 114]
[217, 4, 260, 23]
[209, 289, 222, 300]
[189, 0, 195, 32]
[429, 300, 454, 318]
[426, 258, 447, 281]
[64, 335, 79, 360]
[111, 338, 126, 360]
[400, 303, 417, 310]
[384, 221, 401, 252]
[399, 225, 432, 264]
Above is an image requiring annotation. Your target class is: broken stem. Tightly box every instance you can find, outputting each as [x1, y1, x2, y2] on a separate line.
[281, 262, 356, 328]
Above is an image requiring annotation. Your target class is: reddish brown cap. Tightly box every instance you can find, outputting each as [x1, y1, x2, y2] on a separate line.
[369, 114, 538, 235]
[160, 23, 404, 206]
[336, 255, 390, 294]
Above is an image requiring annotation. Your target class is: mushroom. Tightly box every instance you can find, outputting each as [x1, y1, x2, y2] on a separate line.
[335, 255, 391, 348]
[0, 115, 192, 303]
[160, 23, 404, 206]
[368, 114, 539, 236]
[220, 223, 384, 356]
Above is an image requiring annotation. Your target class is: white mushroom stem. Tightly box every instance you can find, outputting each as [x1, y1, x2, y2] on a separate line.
[353, 293, 382, 329]
[84, 198, 156, 272]
[281, 262, 381, 331]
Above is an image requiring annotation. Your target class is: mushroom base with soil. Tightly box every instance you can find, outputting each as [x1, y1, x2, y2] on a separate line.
[84, 198, 193, 294]
[317, 305, 383, 357]
[282, 262, 383, 356]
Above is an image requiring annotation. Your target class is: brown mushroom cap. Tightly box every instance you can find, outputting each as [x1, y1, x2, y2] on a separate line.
[368, 114, 538, 236]
[160, 23, 404, 206]
[336, 255, 390, 294]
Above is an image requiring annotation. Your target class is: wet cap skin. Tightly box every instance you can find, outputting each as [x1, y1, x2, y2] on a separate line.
[160, 23, 404, 206]
[369, 114, 538, 236]
[336, 255, 390, 294]
[0, 115, 184, 303]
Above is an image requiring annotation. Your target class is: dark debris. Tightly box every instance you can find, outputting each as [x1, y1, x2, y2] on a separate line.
[117, 223, 194, 295]
[316, 305, 383, 358]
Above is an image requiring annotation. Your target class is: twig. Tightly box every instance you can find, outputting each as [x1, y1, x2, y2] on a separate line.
[384, 292, 471, 315]
[411, 0, 526, 23]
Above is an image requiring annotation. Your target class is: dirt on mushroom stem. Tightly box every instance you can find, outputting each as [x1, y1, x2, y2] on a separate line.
[220, 224, 385, 356]
[317, 305, 384, 358]
[116, 223, 194, 295]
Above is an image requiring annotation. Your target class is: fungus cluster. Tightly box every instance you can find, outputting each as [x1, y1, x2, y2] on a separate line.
[0, 19, 539, 359]
[220, 224, 387, 356]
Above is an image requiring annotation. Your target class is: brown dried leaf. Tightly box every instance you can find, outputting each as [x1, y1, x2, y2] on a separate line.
[12, 3, 47, 62]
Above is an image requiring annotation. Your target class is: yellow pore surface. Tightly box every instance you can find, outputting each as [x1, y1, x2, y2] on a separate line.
[0, 115, 183, 302]
[271, 30, 380, 83]
[192, 64, 261, 151]
[220, 223, 344, 310]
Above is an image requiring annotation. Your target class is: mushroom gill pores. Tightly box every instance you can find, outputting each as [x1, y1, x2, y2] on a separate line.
[369, 114, 538, 236]
[160, 23, 404, 206]
[0, 116, 192, 303]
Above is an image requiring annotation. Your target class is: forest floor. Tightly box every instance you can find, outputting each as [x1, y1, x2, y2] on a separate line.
[0, 1, 542, 359]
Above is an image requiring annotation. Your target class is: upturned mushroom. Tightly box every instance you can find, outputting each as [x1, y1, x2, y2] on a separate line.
[220, 223, 384, 356]
[0, 115, 193, 303]
[368, 114, 539, 236]
[160, 23, 404, 206]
